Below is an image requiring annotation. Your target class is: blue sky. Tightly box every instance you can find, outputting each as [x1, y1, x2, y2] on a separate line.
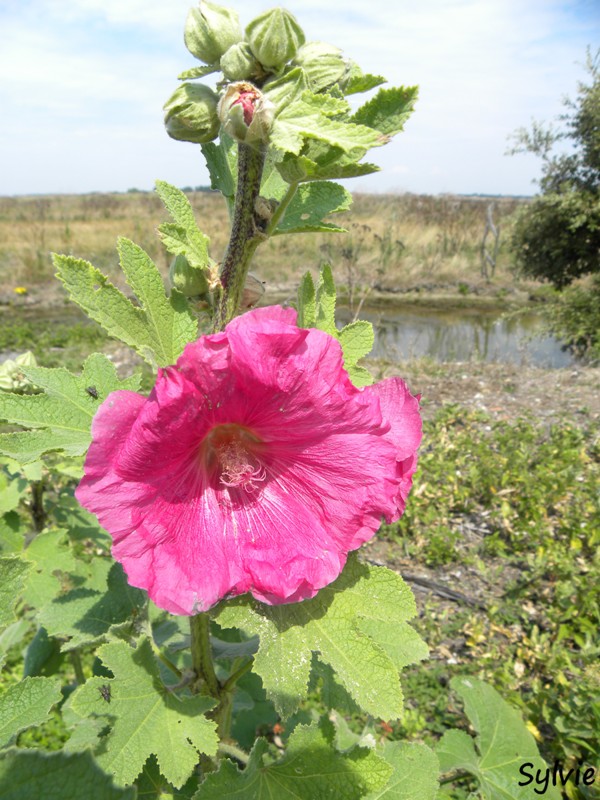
[1, 0, 598, 196]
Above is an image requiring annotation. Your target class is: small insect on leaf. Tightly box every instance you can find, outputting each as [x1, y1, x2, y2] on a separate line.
[86, 386, 99, 399]
[98, 684, 111, 703]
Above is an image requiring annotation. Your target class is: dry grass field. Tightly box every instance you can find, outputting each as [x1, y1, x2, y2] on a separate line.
[0, 190, 529, 302]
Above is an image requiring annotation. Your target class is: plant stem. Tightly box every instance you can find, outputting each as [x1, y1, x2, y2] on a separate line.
[190, 613, 220, 699]
[214, 142, 267, 331]
[30, 480, 46, 533]
[218, 742, 249, 765]
[70, 651, 85, 685]
[222, 658, 253, 693]
[264, 180, 298, 236]
[438, 770, 472, 786]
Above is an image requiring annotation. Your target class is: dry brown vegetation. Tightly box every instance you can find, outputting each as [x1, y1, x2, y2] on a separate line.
[0, 191, 529, 301]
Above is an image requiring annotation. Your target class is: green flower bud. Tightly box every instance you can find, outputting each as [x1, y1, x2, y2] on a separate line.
[0, 351, 37, 392]
[169, 255, 210, 298]
[163, 83, 220, 144]
[184, 1, 242, 65]
[293, 41, 347, 93]
[245, 7, 305, 69]
[217, 82, 275, 145]
[220, 42, 261, 82]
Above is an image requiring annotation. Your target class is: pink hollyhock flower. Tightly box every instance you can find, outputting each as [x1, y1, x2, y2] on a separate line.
[76, 306, 421, 615]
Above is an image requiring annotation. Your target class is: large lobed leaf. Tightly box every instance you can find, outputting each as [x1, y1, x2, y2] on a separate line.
[216, 555, 427, 719]
[0, 354, 140, 464]
[70, 638, 218, 788]
[194, 720, 392, 800]
[271, 89, 385, 159]
[0, 557, 31, 630]
[365, 742, 439, 799]
[0, 749, 135, 800]
[38, 561, 146, 652]
[0, 676, 62, 748]
[437, 677, 562, 799]
[274, 181, 352, 235]
[54, 242, 197, 368]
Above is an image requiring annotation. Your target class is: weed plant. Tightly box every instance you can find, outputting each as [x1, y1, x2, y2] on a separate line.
[380, 405, 600, 788]
[0, 192, 525, 293]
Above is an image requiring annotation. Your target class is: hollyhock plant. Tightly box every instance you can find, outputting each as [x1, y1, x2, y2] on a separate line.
[76, 305, 421, 615]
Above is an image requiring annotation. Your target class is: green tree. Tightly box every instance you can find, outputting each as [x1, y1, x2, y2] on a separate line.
[509, 49, 600, 288]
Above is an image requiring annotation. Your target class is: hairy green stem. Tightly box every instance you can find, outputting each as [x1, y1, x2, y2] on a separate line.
[214, 142, 267, 330]
[438, 770, 472, 786]
[70, 651, 85, 685]
[222, 658, 254, 693]
[30, 480, 46, 533]
[264, 180, 298, 236]
[218, 742, 249, 765]
[190, 613, 220, 699]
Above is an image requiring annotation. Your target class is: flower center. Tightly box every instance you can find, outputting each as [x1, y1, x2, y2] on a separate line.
[201, 424, 266, 491]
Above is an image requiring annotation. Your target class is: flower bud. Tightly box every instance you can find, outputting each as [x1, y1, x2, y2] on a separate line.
[245, 8, 305, 69]
[163, 83, 220, 144]
[184, 1, 242, 65]
[293, 42, 347, 93]
[217, 82, 275, 145]
[169, 255, 210, 298]
[220, 42, 261, 82]
[0, 351, 37, 392]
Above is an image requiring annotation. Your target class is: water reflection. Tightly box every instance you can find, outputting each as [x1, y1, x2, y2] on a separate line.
[337, 307, 574, 368]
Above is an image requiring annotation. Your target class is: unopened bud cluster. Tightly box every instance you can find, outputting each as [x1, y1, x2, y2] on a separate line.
[164, 2, 353, 147]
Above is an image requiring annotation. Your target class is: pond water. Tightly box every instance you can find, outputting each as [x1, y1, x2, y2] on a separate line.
[337, 307, 574, 368]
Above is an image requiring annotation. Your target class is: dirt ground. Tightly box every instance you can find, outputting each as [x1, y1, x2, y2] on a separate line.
[378, 359, 600, 426]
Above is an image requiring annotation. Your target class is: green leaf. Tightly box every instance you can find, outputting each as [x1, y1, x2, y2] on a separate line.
[271, 91, 384, 158]
[365, 741, 439, 799]
[194, 721, 392, 800]
[22, 529, 78, 612]
[70, 638, 218, 788]
[54, 247, 197, 369]
[38, 561, 147, 651]
[229, 671, 278, 751]
[277, 147, 380, 184]
[315, 263, 337, 336]
[437, 677, 561, 799]
[296, 266, 375, 386]
[23, 626, 63, 677]
[0, 557, 30, 630]
[134, 755, 198, 799]
[0, 676, 62, 747]
[0, 620, 30, 659]
[217, 555, 425, 719]
[155, 181, 212, 270]
[0, 354, 140, 464]
[0, 512, 24, 555]
[296, 272, 316, 328]
[0, 470, 27, 516]
[309, 658, 361, 715]
[0, 748, 135, 799]
[343, 64, 387, 95]
[274, 181, 351, 235]
[201, 137, 236, 210]
[352, 86, 418, 137]
[178, 65, 218, 81]
[337, 321, 375, 386]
